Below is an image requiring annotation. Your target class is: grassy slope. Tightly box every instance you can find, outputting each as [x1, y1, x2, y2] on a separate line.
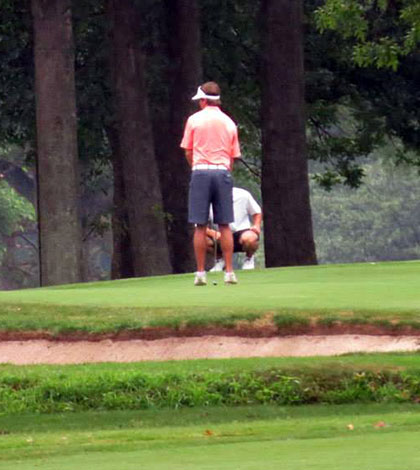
[2, 352, 420, 377]
[0, 261, 419, 333]
[1, 404, 420, 469]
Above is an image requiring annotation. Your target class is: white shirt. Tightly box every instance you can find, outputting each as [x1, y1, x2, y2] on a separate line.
[210, 187, 262, 233]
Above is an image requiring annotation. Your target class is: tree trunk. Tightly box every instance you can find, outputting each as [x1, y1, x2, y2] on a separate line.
[152, 0, 202, 273]
[107, 0, 171, 277]
[32, 0, 83, 286]
[260, 0, 317, 267]
[106, 125, 134, 279]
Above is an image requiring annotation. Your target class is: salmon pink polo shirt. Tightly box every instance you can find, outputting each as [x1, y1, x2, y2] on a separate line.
[180, 106, 241, 170]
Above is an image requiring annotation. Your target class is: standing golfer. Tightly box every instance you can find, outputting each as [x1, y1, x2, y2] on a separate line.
[181, 81, 241, 286]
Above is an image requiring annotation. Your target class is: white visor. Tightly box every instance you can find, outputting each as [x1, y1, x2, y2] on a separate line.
[191, 86, 220, 101]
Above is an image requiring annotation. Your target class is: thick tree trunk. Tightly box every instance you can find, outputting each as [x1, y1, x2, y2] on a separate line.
[32, 0, 83, 286]
[108, 0, 171, 277]
[260, 0, 317, 267]
[106, 125, 134, 279]
[153, 0, 202, 273]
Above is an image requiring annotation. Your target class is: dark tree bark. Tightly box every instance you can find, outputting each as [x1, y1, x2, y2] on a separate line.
[106, 125, 134, 279]
[32, 0, 83, 286]
[153, 0, 202, 273]
[108, 0, 171, 277]
[260, 0, 317, 267]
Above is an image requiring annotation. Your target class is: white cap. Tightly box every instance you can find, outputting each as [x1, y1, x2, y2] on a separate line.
[191, 86, 220, 101]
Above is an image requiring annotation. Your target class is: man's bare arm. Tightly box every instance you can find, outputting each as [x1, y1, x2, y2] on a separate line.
[251, 213, 262, 235]
[206, 227, 221, 240]
[184, 149, 193, 167]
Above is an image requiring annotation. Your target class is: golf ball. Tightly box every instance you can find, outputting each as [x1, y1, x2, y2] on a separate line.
[212, 281, 218, 285]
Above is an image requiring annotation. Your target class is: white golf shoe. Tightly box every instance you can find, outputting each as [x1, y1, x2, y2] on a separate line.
[224, 272, 238, 285]
[210, 258, 225, 272]
[242, 255, 255, 270]
[194, 272, 207, 286]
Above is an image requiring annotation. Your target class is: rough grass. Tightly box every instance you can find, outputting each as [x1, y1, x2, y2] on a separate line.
[1, 353, 420, 414]
[0, 261, 419, 335]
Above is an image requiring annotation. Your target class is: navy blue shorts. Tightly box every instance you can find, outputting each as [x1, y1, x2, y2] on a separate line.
[188, 170, 233, 225]
[214, 229, 246, 255]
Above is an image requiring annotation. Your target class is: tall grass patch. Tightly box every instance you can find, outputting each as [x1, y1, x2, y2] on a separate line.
[1, 364, 420, 414]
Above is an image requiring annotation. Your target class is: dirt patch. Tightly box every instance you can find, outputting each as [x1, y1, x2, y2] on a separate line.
[1, 334, 419, 365]
[1, 322, 420, 342]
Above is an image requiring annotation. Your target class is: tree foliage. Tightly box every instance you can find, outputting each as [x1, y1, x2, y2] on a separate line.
[315, 0, 420, 70]
[0, 0, 34, 148]
[312, 152, 420, 263]
[0, 179, 34, 240]
[1, 0, 418, 189]
[306, 0, 420, 187]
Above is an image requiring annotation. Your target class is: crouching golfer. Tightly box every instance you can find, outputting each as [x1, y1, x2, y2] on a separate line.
[207, 187, 262, 271]
[180, 81, 241, 286]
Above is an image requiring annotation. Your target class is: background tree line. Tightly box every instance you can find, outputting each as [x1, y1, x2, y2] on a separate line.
[0, 0, 418, 287]
[311, 150, 420, 264]
[3, 146, 420, 288]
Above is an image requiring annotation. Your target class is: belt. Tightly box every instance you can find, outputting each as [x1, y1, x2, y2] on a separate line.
[192, 164, 228, 171]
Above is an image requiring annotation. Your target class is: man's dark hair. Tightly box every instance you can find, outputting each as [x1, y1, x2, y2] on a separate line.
[201, 81, 221, 106]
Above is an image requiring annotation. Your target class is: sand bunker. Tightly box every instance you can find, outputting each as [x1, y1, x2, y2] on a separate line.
[1, 334, 419, 365]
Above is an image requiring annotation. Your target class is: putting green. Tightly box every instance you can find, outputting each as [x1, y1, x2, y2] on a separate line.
[1, 261, 419, 313]
[0, 261, 419, 336]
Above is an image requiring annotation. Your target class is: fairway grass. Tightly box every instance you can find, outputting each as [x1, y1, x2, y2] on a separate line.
[1, 404, 420, 469]
[0, 261, 419, 334]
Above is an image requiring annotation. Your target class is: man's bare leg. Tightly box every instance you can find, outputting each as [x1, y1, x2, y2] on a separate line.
[239, 230, 259, 270]
[193, 225, 207, 272]
[219, 224, 234, 273]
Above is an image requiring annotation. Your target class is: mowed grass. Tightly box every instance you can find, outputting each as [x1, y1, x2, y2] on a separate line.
[3, 352, 420, 377]
[1, 403, 420, 469]
[0, 261, 419, 333]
